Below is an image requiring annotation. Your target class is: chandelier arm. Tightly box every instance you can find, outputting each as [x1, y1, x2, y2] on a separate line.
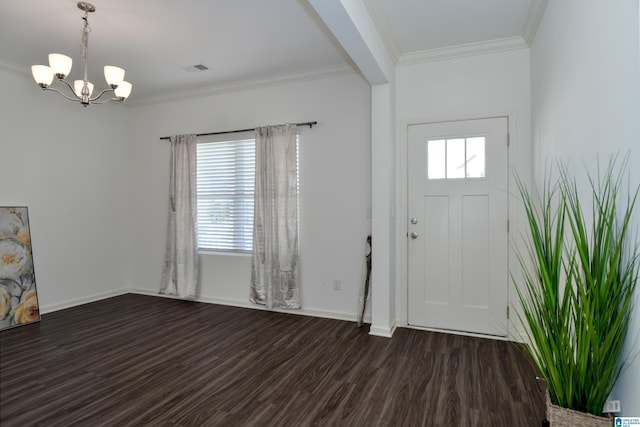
[43, 86, 83, 102]
[89, 87, 116, 102]
[91, 97, 122, 104]
[56, 77, 82, 99]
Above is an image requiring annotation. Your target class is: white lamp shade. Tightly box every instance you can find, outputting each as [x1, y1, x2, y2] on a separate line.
[31, 65, 54, 86]
[104, 66, 125, 86]
[48, 53, 72, 77]
[114, 81, 132, 99]
[74, 80, 94, 98]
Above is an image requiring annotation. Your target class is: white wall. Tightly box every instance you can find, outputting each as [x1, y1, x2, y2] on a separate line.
[394, 48, 532, 335]
[0, 69, 131, 312]
[126, 73, 372, 320]
[531, 0, 640, 416]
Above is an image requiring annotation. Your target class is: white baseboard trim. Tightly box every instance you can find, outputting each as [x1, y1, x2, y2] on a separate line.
[509, 328, 529, 344]
[369, 320, 397, 338]
[128, 288, 372, 324]
[405, 324, 509, 341]
[39, 287, 375, 326]
[40, 288, 129, 314]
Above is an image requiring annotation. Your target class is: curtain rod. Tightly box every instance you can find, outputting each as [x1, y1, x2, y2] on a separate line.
[159, 121, 317, 140]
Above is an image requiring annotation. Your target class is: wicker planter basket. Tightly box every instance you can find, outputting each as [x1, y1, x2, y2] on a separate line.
[545, 392, 612, 427]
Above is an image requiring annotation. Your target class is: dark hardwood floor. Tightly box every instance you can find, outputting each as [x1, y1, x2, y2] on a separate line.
[0, 294, 545, 426]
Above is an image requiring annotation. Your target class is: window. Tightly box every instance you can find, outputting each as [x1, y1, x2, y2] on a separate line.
[427, 136, 486, 180]
[196, 133, 299, 253]
[197, 134, 255, 252]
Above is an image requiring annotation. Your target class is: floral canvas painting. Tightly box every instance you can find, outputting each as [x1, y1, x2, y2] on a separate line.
[0, 207, 40, 330]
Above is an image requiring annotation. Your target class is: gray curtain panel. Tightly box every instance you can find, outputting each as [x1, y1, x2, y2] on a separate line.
[250, 124, 300, 309]
[160, 134, 199, 299]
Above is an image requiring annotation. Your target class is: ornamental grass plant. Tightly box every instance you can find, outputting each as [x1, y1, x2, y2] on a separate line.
[515, 155, 639, 416]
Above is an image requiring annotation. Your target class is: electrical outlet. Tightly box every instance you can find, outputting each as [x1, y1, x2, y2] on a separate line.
[603, 400, 621, 413]
[332, 278, 342, 291]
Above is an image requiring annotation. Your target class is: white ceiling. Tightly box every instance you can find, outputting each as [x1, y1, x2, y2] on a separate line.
[0, 0, 537, 105]
[370, 0, 533, 54]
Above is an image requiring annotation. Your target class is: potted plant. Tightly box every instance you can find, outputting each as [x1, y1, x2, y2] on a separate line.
[515, 155, 638, 425]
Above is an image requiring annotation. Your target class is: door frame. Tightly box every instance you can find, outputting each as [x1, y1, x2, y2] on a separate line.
[396, 112, 520, 340]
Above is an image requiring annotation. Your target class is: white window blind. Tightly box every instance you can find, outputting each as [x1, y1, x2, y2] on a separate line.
[196, 137, 255, 252]
[196, 133, 299, 253]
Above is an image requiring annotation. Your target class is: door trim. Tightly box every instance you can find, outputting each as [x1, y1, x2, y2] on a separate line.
[396, 112, 520, 340]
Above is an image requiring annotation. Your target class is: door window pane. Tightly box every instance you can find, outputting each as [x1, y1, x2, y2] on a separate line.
[465, 137, 485, 178]
[446, 138, 465, 179]
[427, 139, 446, 179]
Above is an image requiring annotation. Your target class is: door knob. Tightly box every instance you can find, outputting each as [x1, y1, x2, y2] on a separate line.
[410, 232, 418, 239]
[410, 217, 418, 225]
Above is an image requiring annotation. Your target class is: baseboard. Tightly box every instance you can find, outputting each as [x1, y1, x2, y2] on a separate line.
[369, 319, 397, 338]
[128, 288, 372, 324]
[406, 324, 509, 341]
[39, 287, 374, 326]
[509, 327, 529, 344]
[40, 288, 129, 314]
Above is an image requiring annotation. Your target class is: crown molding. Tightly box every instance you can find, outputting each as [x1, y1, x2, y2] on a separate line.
[127, 64, 357, 107]
[0, 58, 29, 77]
[398, 36, 528, 66]
[522, 0, 549, 45]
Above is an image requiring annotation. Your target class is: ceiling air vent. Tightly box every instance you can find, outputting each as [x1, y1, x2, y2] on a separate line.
[184, 64, 210, 72]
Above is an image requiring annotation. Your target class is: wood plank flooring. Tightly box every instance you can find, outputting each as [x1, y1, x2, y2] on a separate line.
[0, 294, 546, 426]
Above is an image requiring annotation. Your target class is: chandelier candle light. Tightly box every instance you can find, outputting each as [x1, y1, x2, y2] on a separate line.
[31, 2, 132, 106]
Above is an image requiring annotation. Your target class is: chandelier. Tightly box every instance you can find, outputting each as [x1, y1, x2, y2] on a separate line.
[31, 2, 132, 106]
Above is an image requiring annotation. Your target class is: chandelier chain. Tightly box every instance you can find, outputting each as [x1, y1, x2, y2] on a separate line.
[81, 12, 90, 78]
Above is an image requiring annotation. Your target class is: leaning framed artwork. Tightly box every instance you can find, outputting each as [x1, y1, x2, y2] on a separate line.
[0, 207, 40, 330]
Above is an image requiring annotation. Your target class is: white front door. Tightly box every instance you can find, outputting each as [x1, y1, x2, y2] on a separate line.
[407, 117, 509, 336]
